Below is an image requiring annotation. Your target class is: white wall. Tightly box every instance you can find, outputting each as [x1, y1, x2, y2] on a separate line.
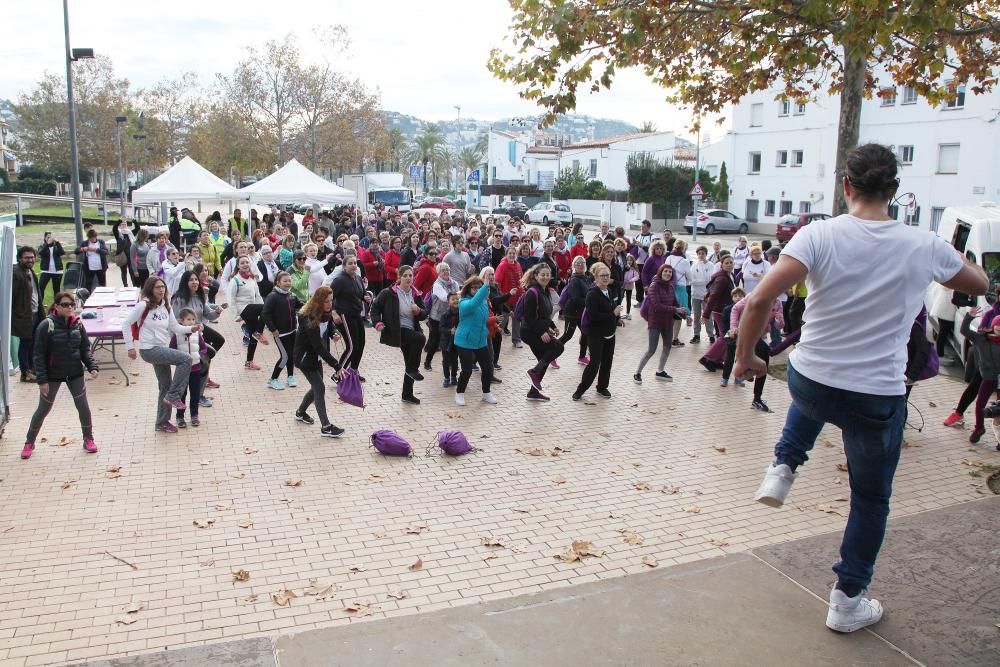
[524, 153, 560, 189]
[566, 200, 652, 228]
[486, 130, 528, 184]
[559, 133, 675, 191]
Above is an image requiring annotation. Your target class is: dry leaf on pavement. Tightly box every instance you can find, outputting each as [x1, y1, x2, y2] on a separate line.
[555, 540, 606, 562]
[271, 589, 298, 606]
[193, 518, 216, 529]
[482, 553, 499, 561]
[124, 601, 145, 614]
[404, 523, 427, 535]
[515, 447, 548, 456]
[408, 557, 423, 571]
[633, 481, 650, 491]
[344, 600, 376, 617]
[835, 463, 849, 472]
[244, 593, 259, 603]
[709, 537, 730, 547]
[231, 472, 246, 480]
[660, 485, 680, 495]
[642, 555, 658, 568]
[244, 447, 258, 455]
[713, 446, 727, 454]
[285, 479, 303, 487]
[199, 460, 210, 466]
[618, 529, 644, 545]
[61, 480, 76, 490]
[481, 536, 506, 547]
[199, 558, 215, 567]
[368, 474, 385, 482]
[928, 401, 937, 408]
[238, 517, 253, 529]
[387, 590, 408, 600]
[683, 506, 701, 514]
[57, 436, 70, 446]
[303, 579, 335, 599]
[115, 615, 138, 625]
[214, 505, 231, 512]
[552, 475, 567, 485]
[348, 566, 366, 573]
[512, 507, 532, 513]
[232, 569, 250, 582]
[834, 496, 848, 502]
[817, 503, 849, 517]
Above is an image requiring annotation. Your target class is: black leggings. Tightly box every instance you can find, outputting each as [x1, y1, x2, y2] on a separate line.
[424, 319, 441, 366]
[457, 345, 494, 394]
[241, 304, 264, 362]
[271, 331, 297, 380]
[521, 329, 565, 379]
[624, 290, 633, 315]
[558, 318, 588, 359]
[400, 327, 426, 398]
[957, 370, 983, 414]
[635, 274, 645, 303]
[338, 314, 366, 372]
[577, 333, 616, 394]
[298, 368, 331, 427]
[491, 331, 502, 365]
[936, 320, 954, 357]
[38, 273, 62, 301]
[752, 339, 771, 400]
[26, 375, 92, 443]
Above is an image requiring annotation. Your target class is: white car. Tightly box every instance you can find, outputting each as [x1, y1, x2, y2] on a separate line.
[525, 202, 573, 224]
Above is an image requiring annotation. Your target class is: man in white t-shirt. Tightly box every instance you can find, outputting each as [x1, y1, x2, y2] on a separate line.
[734, 144, 986, 635]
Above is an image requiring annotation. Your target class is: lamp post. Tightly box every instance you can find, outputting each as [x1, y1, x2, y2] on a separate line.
[453, 105, 461, 201]
[115, 115, 126, 219]
[63, 0, 95, 248]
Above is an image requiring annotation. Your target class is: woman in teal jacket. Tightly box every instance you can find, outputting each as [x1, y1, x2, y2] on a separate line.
[453, 275, 497, 406]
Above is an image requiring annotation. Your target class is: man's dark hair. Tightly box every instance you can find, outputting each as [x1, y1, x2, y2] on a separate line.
[18, 246, 35, 259]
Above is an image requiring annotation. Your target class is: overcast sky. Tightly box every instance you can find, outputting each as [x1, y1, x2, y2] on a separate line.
[4, 0, 718, 141]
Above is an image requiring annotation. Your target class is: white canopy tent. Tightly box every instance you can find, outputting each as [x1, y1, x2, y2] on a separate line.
[132, 156, 245, 203]
[237, 159, 356, 204]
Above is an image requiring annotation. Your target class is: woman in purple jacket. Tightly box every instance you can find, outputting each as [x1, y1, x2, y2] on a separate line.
[633, 263, 687, 384]
[640, 240, 667, 289]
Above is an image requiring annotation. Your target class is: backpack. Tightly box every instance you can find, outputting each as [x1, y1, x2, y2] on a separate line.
[369, 429, 412, 457]
[513, 286, 540, 322]
[130, 301, 154, 341]
[558, 284, 570, 309]
[423, 289, 434, 311]
[580, 308, 591, 333]
[433, 430, 475, 456]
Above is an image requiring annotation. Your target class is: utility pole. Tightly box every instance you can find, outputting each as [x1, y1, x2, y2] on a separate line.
[115, 115, 127, 218]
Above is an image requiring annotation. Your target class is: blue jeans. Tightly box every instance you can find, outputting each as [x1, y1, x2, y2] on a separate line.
[774, 360, 905, 593]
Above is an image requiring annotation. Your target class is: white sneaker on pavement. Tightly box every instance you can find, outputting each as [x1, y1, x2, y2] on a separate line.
[826, 587, 884, 633]
[481, 392, 497, 404]
[754, 462, 798, 507]
[455, 393, 466, 406]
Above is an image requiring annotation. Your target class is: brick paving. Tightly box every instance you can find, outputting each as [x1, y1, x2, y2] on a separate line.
[0, 284, 997, 666]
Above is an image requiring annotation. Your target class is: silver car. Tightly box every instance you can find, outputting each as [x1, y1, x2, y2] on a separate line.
[683, 208, 750, 235]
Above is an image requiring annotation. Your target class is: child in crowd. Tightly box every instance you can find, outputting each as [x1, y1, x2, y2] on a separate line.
[171, 308, 207, 428]
[440, 293, 460, 387]
[720, 287, 746, 388]
[622, 254, 639, 320]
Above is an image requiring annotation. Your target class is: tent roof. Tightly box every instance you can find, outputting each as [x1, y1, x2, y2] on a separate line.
[237, 159, 356, 204]
[132, 156, 243, 203]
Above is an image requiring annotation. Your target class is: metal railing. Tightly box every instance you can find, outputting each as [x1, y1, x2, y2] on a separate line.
[0, 192, 163, 226]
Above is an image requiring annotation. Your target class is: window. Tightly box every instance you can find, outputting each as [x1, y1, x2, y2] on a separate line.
[880, 87, 897, 106]
[589, 159, 598, 178]
[792, 150, 804, 167]
[888, 204, 899, 220]
[750, 103, 763, 127]
[898, 145, 914, 164]
[508, 140, 517, 165]
[571, 160, 580, 172]
[764, 200, 776, 216]
[905, 206, 921, 226]
[776, 150, 788, 167]
[944, 82, 966, 109]
[794, 102, 806, 115]
[492, 166, 497, 180]
[748, 152, 761, 174]
[779, 200, 793, 216]
[778, 100, 790, 116]
[799, 201, 811, 213]
[902, 86, 918, 105]
[745, 199, 759, 222]
[930, 207, 945, 233]
[937, 144, 960, 174]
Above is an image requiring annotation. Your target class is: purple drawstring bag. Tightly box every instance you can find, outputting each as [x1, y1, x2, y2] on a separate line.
[435, 430, 475, 456]
[337, 368, 365, 408]
[370, 429, 412, 457]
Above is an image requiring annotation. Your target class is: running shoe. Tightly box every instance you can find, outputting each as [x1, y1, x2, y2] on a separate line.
[83, 437, 98, 453]
[286, 376, 297, 387]
[942, 412, 964, 427]
[20, 442, 34, 459]
[155, 422, 179, 433]
[526, 387, 550, 402]
[321, 424, 345, 438]
[655, 371, 673, 382]
[163, 397, 186, 411]
[550, 359, 560, 369]
[268, 378, 285, 390]
[826, 588, 884, 633]
[578, 356, 590, 365]
[295, 411, 315, 425]
[633, 373, 642, 384]
[752, 398, 771, 412]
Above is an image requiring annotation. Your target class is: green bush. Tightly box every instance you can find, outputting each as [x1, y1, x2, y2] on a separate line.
[552, 167, 609, 200]
[456, 200, 466, 209]
[1, 178, 57, 196]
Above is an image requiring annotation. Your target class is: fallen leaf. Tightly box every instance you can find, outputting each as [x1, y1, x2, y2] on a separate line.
[598, 432, 610, 438]
[210, 479, 223, 485]
[303, 579, 335, 599]
[107, 465, 122, 473]
[124, 601, 145, 614]
[39, 437, 48, 443]
[834, 496, 848, 502]
[232, 569, 250, 582]
[608, 511, 624, 519]
[404, 524, 427, 535]
[199, 558, 215, 567]
[387, 590, 408, 600]
[833, 477, 843, 485]
[631, 462, 642, 468]
[835, 463, 849, 472]
[231, 472, 246, 480]
[642, 555, 658, 568]
[683, 506, 701, 514]
[618, 529, 644, 545]
[115, 615, 138, 625]
[928, 401, 937, 408]
[553, 446, 572, 454]
[107, 471, 122, 479]
[515, 447, 547, 456]
[214, 505, 231, 511]
[552, 475, 567, 485]
[512, 507, 532, 514]
[408, 557, 423, 571]
[555, 550, 582, 563]
[709, 537, 730, 547]
[374, 532, 387, 538]
[271, 590, 298, 606]
[58, 436, 70, 447]
[961, 458, 986, 467]
[368, 474, 385, 482]
[713, 446, 727, 454]
[610, 469, 624, 476]
[193, 518, 216, 529]
[633, 481, 650, 491]
[279, 497, 292, 503]
[243, 593, 258, 603]
[238, 517, 253, 529]
[661, 485, 680, 495]
[130, 372, 140, 377]
[61, 480, 75, 490]
[482, 552, 499, 561]
[509, 544, 527, 554]
[199, 460, 211, 466]
[285, 479, 303, 487]
[481, 536, 506, 547]
[348, 566, 366, 573]
[243, 447, 258, 455]
[343, 600, 376, 617]
[816, 503, 849, 518]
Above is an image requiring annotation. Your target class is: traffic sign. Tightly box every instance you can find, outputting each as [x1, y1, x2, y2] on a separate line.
[689, 181, 705, 198]
[408, 165, 421, 179]
[466, 169, 481, 184]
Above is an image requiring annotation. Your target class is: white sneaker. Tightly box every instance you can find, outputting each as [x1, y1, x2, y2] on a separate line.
[482, 392, 497, 404]
[455, 393, 466, 406]
[826, 587, 884, 633]
[753, 462, 798, 507]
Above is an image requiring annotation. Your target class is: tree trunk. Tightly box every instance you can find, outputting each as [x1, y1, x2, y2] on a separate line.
[833, 47, 867, 216]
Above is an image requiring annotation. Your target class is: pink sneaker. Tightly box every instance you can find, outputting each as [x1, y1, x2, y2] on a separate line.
[163, 397, 187, 411]
[155, 422, 179, 433]
[577, 356, 590, 365]
[550, 360, 560, 370]
[83, 437, 98, 453]
[20, 442, 34, 459]
[942, 411, 964, 428]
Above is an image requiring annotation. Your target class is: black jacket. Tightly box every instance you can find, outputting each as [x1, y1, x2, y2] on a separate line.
[78, 239, 109, 271]
[563, 273, 590, 320]
[11, 265, 44, 339]
[584, 287, 619, 337]
[262, 289, 299, 335]
[33, 313, 97, 383]
[257, 259, 280, 298]
[293, 314, 342, 372]
[371, 286, 427, 348]
[329, 271, 365, 317]
[37, 241, 66, 273]
[521, 284, 556, 336]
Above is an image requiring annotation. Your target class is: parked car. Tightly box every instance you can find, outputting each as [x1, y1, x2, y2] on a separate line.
[683, 208, 750, 234]
[419, 196, 456, 210]
[492, 201, 530, 218]
[775, 212, 832, 244]
[525, 202, 573, 224]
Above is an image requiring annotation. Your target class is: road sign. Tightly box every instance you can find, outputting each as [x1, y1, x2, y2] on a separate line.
[537, 170, 555, 191]
[689, 181, 705, 198]
[408, 165, 421, 179]
[466, 169, 480, 184]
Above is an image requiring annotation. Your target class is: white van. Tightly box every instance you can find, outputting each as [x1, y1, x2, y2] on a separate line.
[926, 203, 1000, 363]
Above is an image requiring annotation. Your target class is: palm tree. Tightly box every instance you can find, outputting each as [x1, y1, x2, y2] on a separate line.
[639, 121, 658, 133]
[457, 145, 486, 189]
[386, 127, 406, 171]
[474, 132, 488, 155]
[403, 124, 445, 192]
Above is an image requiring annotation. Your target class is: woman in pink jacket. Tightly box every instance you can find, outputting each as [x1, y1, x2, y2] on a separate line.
[633, 263, 687, 384]
[728, 294, 784, 412]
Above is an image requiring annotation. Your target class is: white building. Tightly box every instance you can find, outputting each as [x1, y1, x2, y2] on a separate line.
[0, 117, 15, 177]
[558, 132, 676, 191]
[700, 74, 1000, 231]
[486, 130, 529, 185]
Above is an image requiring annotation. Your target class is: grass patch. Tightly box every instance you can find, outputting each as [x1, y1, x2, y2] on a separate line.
[21, 205, 118, 220]
[768, 362, 788, 382]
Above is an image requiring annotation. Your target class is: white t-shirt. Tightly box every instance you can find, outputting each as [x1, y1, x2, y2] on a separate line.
[87, 241, 102, 270]
[782, 215, 963, 395]
[740, 258, 770, 293]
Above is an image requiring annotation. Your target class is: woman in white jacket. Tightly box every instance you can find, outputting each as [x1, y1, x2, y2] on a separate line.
[665, 239, 692, 347]
[689, 245, 717, 343]
[227, 255, 269, 370]
[162, 247, 186, 297]
[123, 277, 200, 433]
[303, 242, 334, 296]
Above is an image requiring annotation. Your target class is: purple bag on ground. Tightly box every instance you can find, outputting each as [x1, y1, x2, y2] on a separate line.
[370, 429, 412, 457]
[436, 430, 475, 456]
[336, 368, 365, 408]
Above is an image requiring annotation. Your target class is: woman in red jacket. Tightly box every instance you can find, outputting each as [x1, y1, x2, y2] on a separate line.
[356, 243, 384, 295]
[495, 244, 524, 347]
[413, 246, 440, 295]
[702, 255, 736, 331]
[384, 236, 403, 285]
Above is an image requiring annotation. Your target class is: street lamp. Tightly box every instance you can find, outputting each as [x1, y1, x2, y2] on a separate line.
[454, 105, 461, 201]
[115, 115, 126, 219]
[63, 0, 94, 248]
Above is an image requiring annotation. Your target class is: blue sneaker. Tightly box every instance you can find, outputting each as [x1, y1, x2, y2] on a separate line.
[268, 378, 285, 390]
[286, 375, 297, 387]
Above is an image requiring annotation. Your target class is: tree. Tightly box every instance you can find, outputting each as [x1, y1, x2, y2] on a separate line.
[626, 152, 716, 205]
[140, 72, 203, 167]
[716, 162, 729, 207]
[187, 103, 271, 182]
[458, 145, 486, 174]
[489, 1, 1000, 214]
[386, 127, 407, 172]
[639, 121, 658, 133]
[404, 125, 445, 192]
[553, 167, 608, 200]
